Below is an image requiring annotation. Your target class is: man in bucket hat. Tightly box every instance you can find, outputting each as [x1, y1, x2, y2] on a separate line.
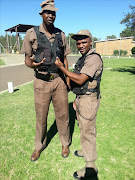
[39, 0, 58, 13]
[21, 0, 71, 162]
[55, 29, 103, 179]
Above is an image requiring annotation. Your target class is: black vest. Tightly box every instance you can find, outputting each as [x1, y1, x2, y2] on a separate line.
[70, 52, 103, 98]
[33, 26, 64, 73]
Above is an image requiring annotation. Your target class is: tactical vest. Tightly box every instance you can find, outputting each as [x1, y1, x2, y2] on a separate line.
[70, 52, 103, 98]
[33, 26, 64, 73]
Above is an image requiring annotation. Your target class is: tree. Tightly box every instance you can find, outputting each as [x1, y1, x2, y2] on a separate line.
[120, 27, 135, 38]
[120, 5, 135, 40]
[66, 33, 78, 54]
[106, 35, 116, 39]
[120, 5, 135, 31]
[0, 34, 23, 53]
[93, 37, 98, 48]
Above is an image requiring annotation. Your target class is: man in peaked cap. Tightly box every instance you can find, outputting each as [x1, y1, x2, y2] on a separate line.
[55, 29, 103, 179]
[21, 0, 71, 162]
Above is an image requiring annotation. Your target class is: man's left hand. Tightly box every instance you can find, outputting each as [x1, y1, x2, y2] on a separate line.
[55, 57, 63, 68]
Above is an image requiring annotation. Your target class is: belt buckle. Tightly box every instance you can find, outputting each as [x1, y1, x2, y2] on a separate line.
[49, 74, 54, 80]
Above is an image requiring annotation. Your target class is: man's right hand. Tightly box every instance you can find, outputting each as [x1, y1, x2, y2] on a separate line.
[25, 54, 46, 69]
[30, 57, 46, 68]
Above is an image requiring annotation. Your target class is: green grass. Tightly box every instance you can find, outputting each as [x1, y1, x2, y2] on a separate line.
[0, 58, 135, 180]
[0, 58, 5, 65]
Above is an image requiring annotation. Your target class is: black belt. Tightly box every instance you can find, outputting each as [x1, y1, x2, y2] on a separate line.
[35, 72, 59, 81]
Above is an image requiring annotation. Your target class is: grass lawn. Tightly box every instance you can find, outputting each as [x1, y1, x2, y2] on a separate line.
[0, 58, 135, 180]
[0, 58, 5, 66]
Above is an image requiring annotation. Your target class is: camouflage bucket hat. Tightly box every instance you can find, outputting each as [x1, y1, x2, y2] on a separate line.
[39, 0, 58, 14]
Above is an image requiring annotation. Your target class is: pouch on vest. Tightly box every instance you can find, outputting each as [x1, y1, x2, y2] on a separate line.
[34, 48, 52, 65]
[70, 52, 103, 97]
[70, 67, 91, 95]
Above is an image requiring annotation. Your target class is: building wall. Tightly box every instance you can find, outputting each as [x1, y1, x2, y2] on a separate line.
[95, 38, 134, 56]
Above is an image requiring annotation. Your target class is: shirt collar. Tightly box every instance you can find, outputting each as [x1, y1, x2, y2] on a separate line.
[86, 48, 95, 56]
[39, 22, 55, 38]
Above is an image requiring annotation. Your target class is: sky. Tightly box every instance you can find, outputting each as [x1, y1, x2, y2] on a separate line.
[0, 0, 135, 40]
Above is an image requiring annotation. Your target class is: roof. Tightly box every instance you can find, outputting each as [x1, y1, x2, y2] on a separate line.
[95, 36, 134, 43]
[5, 24, 36, 33]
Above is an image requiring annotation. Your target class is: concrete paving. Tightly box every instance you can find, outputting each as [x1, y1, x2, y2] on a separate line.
[0, 53, 80, 93]
[0, 53, 79, 68]
[0, 53, 25, 67]
[0, 64, 34, 93]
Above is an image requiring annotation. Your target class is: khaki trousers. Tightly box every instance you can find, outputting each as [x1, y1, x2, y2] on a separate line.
[34, 77, 70, 151]
[75, 94, 100, 162]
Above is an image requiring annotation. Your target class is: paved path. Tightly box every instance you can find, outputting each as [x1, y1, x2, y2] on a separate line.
[0, 64, 34, 92]
[0, 54, 25, 66]
[0, 54, 80, 93]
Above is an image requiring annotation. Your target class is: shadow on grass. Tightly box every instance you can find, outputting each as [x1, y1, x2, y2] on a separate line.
[45, 102, 76, 148]
[69, 102, 77, 144]
[45, 120, 58, 148]
[111, 66, 135, 75]
[14, 88, 19, 92]
[81, 174, 99, 180]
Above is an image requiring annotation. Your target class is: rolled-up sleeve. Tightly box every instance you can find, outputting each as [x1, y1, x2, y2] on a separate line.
[61, 32, 71, 57]
[21, 28, 37, 57]
[80, 55, 101, 78]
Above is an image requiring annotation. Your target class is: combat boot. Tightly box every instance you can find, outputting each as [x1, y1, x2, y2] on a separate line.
[73, 161, 98, 179]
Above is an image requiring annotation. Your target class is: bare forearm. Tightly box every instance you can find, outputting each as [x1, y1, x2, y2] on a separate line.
[55, 57, 89, 85]
[60, 66, 83, 85]
[25, 56, 34, 68]
[64, 57, 68, 70]
[55, 58, 89, 85]
[25, 54, 45, 69]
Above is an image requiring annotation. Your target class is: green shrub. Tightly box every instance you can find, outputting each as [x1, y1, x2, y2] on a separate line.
[123, 50, 127, 56]
[113, 49, 128, 56]
[120, 50, 124, 56]
[131, 47, 135, 55]
[113, 50, 119, 56]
